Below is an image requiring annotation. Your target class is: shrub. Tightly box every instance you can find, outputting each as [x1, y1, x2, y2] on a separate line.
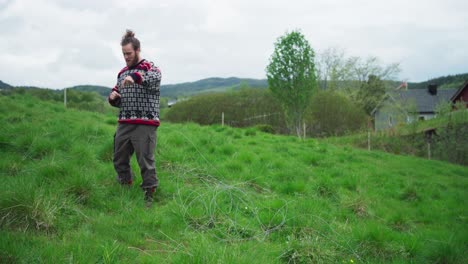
[306, 91, 368, 137]
[255, 124, 275, 134]
[164, 88, 286, 131]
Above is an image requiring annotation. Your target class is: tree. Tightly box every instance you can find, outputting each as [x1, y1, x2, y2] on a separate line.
[315, 47, 353, 91]
[315, 48, 400, 93]
[266, 30, 317, 137]
[349, 56, 400, 83]
[356, 74, 387, 115]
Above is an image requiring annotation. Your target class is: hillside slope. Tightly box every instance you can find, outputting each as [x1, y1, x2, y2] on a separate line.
[0, 94, 467, 263]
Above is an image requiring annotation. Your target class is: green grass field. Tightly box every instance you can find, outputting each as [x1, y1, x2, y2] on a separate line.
[1, 94, 467, 263]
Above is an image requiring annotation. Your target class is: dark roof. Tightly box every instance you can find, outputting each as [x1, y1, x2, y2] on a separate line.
[450, 81, 468, 101]
[388, 88, 457, 113]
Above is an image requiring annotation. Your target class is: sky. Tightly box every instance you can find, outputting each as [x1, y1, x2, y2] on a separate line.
[0, 0, 467, 89]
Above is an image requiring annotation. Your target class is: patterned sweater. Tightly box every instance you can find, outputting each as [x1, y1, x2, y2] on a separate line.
[108, 59, 162, 126]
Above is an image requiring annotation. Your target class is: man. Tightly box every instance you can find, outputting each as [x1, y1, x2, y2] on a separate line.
[108, 29, 162, 207]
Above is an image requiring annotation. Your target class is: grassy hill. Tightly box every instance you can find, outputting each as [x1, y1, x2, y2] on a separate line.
[1, 93, 466, 263]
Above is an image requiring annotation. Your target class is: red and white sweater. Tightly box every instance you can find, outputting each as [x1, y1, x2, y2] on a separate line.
[108, 59, 162, 126]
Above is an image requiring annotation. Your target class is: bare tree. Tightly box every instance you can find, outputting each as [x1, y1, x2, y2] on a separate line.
[316, 48, 401, 94]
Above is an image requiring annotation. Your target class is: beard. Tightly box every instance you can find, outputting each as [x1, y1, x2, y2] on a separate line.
[131, 56, 139, 67]
[128, 56, 139, 67]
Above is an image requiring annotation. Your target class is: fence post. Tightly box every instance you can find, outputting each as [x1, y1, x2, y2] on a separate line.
[222, 112, 224, 127]
[427, 142, 431, 160]
[303, 122, 306, 140]
[368, 131, 371, 151]
[64, 88, 67, 108]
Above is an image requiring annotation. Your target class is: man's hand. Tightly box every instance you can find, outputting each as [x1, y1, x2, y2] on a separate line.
[121, 76, 135, 87]
[109, 91, 121, 100]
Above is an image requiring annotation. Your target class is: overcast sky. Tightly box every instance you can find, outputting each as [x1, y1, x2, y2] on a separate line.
[1, 0, 467, 89]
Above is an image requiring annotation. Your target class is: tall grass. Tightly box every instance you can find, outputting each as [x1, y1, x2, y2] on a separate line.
[0, 93, 467, 263]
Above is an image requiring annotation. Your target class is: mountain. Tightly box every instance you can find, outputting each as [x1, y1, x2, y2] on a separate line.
[0, 80, 52, 91]
[160, 77, 268, 98]
[0, 78, 268, 99]
[45, 73, 468, 99]
[2, 72, 466, 99]
[0, 80, 12, 89]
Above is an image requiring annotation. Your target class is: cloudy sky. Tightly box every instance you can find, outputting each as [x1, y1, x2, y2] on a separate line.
[1, 0, 467, 89]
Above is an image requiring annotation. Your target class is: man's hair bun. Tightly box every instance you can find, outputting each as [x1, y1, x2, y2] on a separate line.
[121, 29, 140, 50]
[124, 29, 135, 39]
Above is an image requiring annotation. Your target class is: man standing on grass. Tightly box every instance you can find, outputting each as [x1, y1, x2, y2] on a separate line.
[108, 29, 162, 207]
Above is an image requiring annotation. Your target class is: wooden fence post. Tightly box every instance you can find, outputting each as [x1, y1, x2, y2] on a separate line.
[303, 122, 306, 140]
[368, 131, 371, 151]
[427, 142, 431, 160]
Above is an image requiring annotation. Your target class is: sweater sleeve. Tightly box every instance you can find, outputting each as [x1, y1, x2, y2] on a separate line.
[108, 85, 121, 108]
[136, 61, 161, 92]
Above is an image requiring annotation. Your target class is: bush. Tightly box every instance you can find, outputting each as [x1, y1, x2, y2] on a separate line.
[255, 124, 275, 134]
[164, 89, 370, 137]
[432, 122, 468, 165]
[306, 91, 368, 137]
[351, 116, 468, 166]
[165, 88, 286, 131]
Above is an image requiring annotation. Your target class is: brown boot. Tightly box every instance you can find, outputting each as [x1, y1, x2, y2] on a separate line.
[144, 187, 155, 207]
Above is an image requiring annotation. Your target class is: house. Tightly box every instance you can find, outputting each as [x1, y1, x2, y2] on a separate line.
[450, 81, 468, 106]
[371, 81, 468, 131]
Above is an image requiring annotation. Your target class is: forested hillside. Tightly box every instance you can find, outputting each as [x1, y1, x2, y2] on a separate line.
[407, 73, 468, 89]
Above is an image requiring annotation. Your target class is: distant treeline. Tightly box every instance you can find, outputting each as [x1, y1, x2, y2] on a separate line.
[408, 73, 468, 89]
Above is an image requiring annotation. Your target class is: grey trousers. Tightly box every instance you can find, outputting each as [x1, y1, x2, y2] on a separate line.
[113, 123, 158, 189]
